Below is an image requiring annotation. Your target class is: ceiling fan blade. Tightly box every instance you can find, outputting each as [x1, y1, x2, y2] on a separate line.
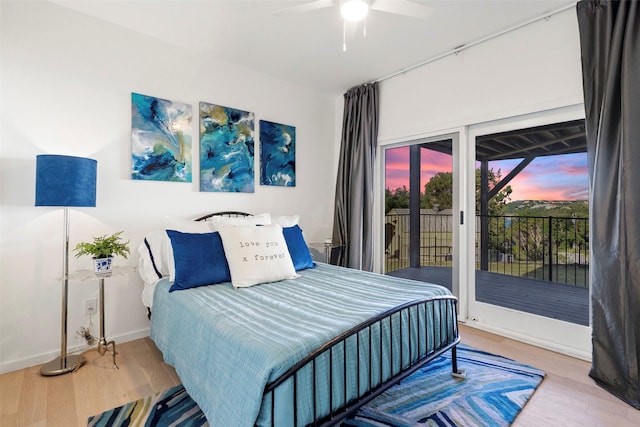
[273, 0, 337, 17]
[370, 0, 433, 19]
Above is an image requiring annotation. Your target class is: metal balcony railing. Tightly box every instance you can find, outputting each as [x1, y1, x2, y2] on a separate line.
[384, 212, 589, 288]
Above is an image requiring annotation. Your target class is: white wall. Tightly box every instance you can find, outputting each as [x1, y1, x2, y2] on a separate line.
[377, 9, 584, 142]
[0, 1, 336, 373]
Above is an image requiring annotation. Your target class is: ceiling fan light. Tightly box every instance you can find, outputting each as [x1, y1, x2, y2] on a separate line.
[341, 0, 369, 22]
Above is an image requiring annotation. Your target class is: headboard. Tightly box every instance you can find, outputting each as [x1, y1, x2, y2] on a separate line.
[194, 211, 250, 222]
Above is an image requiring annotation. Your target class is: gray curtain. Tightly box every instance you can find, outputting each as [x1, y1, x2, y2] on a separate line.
[331, 82, 379, 270]
[577, 0, 640, 409]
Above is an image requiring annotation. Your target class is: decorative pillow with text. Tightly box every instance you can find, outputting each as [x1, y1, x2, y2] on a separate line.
[217, 224, 298, 288]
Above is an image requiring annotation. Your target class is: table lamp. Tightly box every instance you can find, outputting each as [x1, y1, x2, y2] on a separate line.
[35, 154, 97, 376]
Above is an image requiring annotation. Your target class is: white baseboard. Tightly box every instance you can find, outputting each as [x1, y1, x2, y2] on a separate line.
[460, 320, 592, 362]
[0, 327, 150, 374]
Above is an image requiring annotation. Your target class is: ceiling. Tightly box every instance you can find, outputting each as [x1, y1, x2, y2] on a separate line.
[51, 0, 577, 95]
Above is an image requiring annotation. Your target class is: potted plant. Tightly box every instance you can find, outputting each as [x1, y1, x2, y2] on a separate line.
[74, 231, 130, 274]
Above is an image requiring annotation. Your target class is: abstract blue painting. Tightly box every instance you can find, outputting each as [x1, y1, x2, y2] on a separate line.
[131, 93, 192, 182]
[199, 102, 255, 192]
[259, 120, 296, 187]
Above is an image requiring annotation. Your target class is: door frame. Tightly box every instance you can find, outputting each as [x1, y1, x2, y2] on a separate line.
[376, 128, 467, 322]
[464, 104, 592, 361]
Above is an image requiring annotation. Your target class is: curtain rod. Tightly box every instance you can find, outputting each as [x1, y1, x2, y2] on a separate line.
[374, 1, 579, 84]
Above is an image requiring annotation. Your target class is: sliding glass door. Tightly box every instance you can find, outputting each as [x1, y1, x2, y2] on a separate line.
[465, 107, 591, 360]
[382, 132, 462, 309]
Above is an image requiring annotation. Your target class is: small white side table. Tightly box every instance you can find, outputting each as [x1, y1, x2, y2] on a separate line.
[308, 241, 344, 264]
[67, 265, 137, 369]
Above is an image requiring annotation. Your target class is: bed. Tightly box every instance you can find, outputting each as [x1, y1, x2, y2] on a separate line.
[138, 212, 461, 426]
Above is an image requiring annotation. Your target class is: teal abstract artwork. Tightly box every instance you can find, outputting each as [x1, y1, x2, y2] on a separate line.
[199, 102, 255, 192]
[259, 120, 296, 187]
[131, 93, 192, 182]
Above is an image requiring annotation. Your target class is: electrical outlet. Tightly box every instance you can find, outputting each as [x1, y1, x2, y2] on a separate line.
[85, 298, 97, 316]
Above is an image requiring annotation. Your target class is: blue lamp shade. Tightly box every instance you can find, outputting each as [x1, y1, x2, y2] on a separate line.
[35, 155, 97, 207]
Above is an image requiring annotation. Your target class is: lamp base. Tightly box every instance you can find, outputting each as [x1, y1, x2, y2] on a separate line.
[39, 354, 86, 376]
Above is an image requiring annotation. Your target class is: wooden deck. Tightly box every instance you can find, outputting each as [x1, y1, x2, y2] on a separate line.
[387, 266, 589, 326]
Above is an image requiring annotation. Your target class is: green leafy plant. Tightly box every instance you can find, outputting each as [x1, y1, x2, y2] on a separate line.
[73, 231, 130, 259]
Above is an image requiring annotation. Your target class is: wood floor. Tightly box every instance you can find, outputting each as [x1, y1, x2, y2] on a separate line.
[1, 324, 639, 426]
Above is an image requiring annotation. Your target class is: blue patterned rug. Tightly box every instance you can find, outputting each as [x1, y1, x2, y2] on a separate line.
[87, 345, 544, 427]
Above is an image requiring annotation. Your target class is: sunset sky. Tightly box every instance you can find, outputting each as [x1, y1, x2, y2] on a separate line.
[385, 146, 589, 201]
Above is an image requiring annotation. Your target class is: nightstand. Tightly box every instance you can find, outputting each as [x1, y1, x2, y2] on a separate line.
[66, 265, 136, 369]
[309, 240, 344, 264]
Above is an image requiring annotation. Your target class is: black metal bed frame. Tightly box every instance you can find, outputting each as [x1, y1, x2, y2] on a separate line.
[263, 296, 460, 426]
[195, 211, 252, 221]
[194, 212, 461, 427]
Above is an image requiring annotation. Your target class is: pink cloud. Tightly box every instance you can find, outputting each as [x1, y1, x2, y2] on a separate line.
[385, 146, 452, 190]
[387, 149, 588, 201]
[495, 154, 588, 201]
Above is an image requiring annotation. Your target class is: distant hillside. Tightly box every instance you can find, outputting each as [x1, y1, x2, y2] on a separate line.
[503, 200, 588, 217]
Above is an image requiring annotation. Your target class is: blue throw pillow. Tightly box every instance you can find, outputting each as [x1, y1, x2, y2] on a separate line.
[166, 230, 231, 292]
[282, 225, 316, 271]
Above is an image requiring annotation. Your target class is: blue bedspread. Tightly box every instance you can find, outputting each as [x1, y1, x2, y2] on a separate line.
[150, 263, 452, 426]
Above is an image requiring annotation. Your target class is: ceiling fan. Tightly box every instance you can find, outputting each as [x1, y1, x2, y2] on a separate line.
[275, 0, 433, 51]
[274, 0, 433, 21]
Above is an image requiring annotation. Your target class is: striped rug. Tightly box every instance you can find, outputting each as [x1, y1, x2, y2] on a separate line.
[87, 345, 544, 427]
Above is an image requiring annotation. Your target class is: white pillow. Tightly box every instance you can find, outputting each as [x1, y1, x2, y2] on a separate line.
[217, 224, 298, 288]
[139, 230, 174, 280]
[138, 238, 163, 287]
[208, 212, 272, 231]
[272, 214, 300, 227]
[142, 219, 214, 282]
[165, 217, 214, 233]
